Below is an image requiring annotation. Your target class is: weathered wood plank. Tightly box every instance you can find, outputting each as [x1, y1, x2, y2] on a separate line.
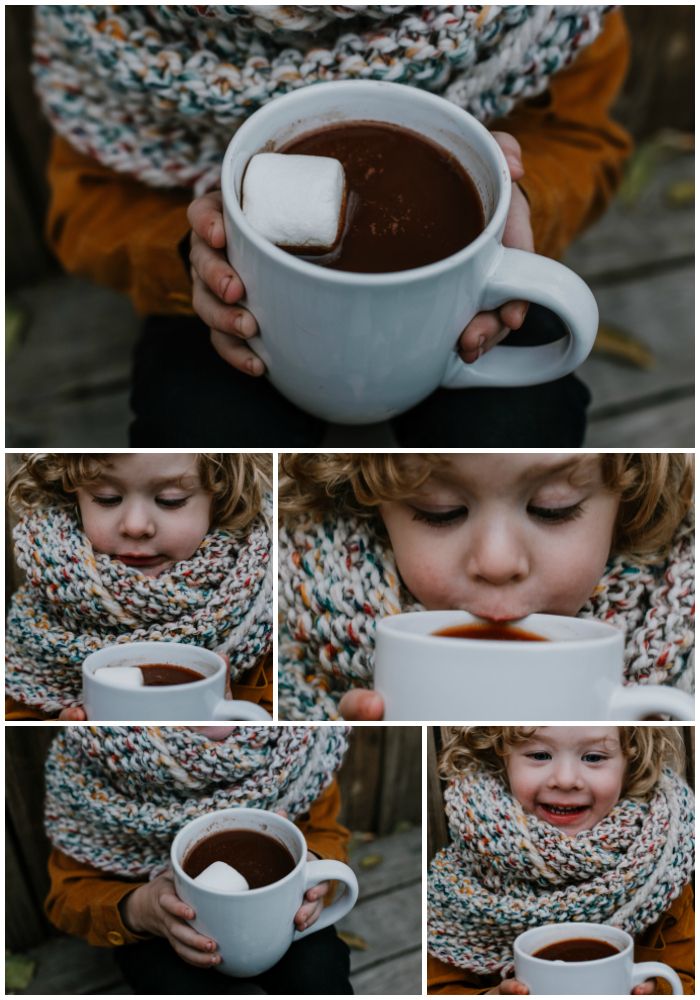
[339, 883, 422, 974]
[428, 728, 448, 860]
[377, 727, 422, 833]
[16, 936, 126, 996]
[585, 394, 694, 448]
[351, 949, 423, 996]
[349, 826, 421, 897]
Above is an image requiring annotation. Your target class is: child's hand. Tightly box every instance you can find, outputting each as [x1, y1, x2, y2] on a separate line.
[486, 979, 529, 995]
[187, 192, 264, 377]
[631, 980, 656, 995]
[294, 852, 330, 932]
[458, 132, 534, 364]
[58, 706, 87, 721]
[338, 689, 385, 721]
[121, 871, 221, 968]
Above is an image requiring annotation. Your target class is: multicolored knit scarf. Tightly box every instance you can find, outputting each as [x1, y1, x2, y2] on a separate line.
[44, 725, 350, 878]
[278, 514, 694, 719]
[427, 766, 694, 976]
[6, 505, 272, 713]
[33, 5, 610, 194]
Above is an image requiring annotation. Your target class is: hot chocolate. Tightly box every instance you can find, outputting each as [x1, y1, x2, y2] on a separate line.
[139, 664, 205, 686]
[433, 623, 547, 642]
[533, 938, 620, 963]
[280, 121, 484, 272]
[183, 828, 296, 889]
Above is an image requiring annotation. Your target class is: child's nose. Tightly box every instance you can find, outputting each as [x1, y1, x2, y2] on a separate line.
[466, 523, 529, 586]
[548, 761, 584, 790]
[119, 501, 156, 538]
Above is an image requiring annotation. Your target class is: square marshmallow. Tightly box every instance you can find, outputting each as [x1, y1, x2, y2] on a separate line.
[94, 666, 144, 688]
[193, 861, 249, 893]
[242, 152, 346, 251]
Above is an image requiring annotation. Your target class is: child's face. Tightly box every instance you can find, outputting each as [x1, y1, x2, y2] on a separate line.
[379, 454, 619, 620]
[505, 727, 626, 835]
[76, 454, 212, 576]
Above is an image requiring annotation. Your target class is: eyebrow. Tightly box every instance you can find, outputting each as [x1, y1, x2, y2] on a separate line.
[522, 731, 620, 749]
[93, 473, 199, 489]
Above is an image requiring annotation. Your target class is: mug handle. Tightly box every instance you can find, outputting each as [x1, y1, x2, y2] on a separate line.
[212, 699, 272, 721]
[440, 247, 598, 388]
[293, 859, 359, 941]
[632, 961, 683, 995]
[609, 685, 694, 721]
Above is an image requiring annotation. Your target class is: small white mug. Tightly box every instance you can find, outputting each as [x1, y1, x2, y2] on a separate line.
[374, 611, 694, 721]
[171, 807, 359, 978]
[514, 921, 683, 995]
[82, 641, 271, 722]
[222, 80, 598, 424]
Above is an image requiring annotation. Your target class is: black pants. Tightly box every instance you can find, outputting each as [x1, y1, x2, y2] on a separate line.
[130, 306, 590, 447]
[114, 925, 352, 995]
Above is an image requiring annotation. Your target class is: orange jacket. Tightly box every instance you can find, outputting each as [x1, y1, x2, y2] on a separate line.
[6, 652, 273, 720]
[43, 12, 631, 317]
[427, 883, 695, 995]
[45, 779, 348, 948]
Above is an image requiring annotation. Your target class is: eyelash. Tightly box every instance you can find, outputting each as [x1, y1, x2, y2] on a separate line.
[525, 752, 607, 763]
[410, 502, 584, 528]
[91, 496, 189, 509]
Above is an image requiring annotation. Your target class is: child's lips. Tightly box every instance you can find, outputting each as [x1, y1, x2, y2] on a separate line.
[536, 802, 590, 826]
[117, 553, 166, 568]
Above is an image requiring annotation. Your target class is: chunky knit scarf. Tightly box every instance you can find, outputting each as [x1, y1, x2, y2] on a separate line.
[6, 505, 272, 713]
[44, 725, 349, 878]
[33, 5, 610, 194]
[278, 514, 694, 719]
[427, 766, 694, 976]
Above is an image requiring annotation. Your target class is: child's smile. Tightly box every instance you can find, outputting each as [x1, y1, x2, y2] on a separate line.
[76, 454, 213, 576]
[379, 453, 620, 620]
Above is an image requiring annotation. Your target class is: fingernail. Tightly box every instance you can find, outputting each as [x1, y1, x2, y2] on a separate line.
[246, 358, 264, 376]
[219, 275, 231, 299]
[477, 335, 485, 350]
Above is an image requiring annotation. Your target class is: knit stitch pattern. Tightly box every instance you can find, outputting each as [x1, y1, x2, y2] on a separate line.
[6, 504, 272, 712]
[278, 514, 694, 719]
[44, 725, 349, 878]
[33, 5, 609, 194]
[427, 767, 694, 975]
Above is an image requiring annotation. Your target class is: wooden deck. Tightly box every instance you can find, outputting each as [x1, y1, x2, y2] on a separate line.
[10, 826, 422, 996]
[6, 154, 692, 448]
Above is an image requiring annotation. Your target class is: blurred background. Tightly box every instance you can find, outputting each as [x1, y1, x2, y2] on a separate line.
[6, 726, 421, 995]
[6, 6, 694, 446]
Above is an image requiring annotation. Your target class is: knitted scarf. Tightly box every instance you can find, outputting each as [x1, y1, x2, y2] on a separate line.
[427, 766, 694, 976]
[6, 505, 272, 713]
[44, 725, 349, 878]
[278, 514, 694, 719]
[33, 5, 610, 194]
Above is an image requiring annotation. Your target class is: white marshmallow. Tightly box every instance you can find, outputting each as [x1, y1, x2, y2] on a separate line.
[193, 861, 249, 893]
[242, 152, 346, 251]
[94, 666, 144, 688]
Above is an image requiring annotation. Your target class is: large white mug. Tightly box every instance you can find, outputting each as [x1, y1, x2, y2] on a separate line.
[374, 611, 694, 721]
[222, 80, 598, 424]
[514, 922, 683, 995]
[171, 807, 359, 977]
[82, 641, 271, 722]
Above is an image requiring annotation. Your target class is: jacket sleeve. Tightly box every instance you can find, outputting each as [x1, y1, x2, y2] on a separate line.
[45, 848, 148, 948]
[491, 8, 633, 259]
[634, 883, 695, 995]
[296, 779, 350, 864]
[428, 952, 496, 994]
[44, 134, 194, 317]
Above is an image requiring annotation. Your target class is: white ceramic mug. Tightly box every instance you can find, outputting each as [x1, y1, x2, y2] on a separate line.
[82, 641, 271, 722]
[171, 807, 359, 977]
[374, 611, 694, 721]
[514, 922, 683, 995]
[221, 80, 598, 424]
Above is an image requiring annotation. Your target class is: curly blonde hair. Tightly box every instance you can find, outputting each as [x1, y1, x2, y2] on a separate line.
[438, 726, 687, 802]
[279, 453, 693, 561]
[7, 453, 272, 536]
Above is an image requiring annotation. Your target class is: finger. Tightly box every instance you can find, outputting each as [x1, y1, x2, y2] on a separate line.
[59, 706, 87, 721]
[304, 881, 329, 903]
[171, 939, 222, 968]
[499, 301, 529, 331]
[167, 917, 218, 954]
[503, 185, 534, 252]
[338, 689, 384, 721]
[491, 131, 524, 180]
[190, 233, 244, 304]
[159, 890, 196, 922]
[192, 276, 257, 339]
[187, 191, 226, 248]
[294, 900, 323, 930]
[210, 329, 265, 377]
[501, 980, 529, 995]
[458, 311, 503, 361]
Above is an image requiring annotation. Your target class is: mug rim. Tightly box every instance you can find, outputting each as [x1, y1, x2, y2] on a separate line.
[171, 807, 306, 897]
[83, 641, 226, 692]
[514, 921, 633, 965]
[222, 79, 510, 285]
[376, 610, 623, 646]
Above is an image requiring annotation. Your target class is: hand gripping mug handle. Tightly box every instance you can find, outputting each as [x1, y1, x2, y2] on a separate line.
[632, 961, 683, 994]
[212, 700, 272, 721]
[609, 685, 694, 721]
[441, 247, 598, 388]
[293, 859, 359, 941]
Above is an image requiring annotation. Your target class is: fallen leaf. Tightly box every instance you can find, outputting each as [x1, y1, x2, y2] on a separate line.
[666, 179, 694, 206]
[360, 853, 384, 869]
[338, 931, 369, 951]
[5, 951, 36, 992]
[593, 324, 655, 370]
[351, 831, 376, 843]
[393, 820, 414, 834]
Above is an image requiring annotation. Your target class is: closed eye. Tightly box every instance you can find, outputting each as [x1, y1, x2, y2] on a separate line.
[156, 497, 190, 509]
[91, 495, 121, 507]
[528, 503, 584, 524]
[410, 506, 467, 527]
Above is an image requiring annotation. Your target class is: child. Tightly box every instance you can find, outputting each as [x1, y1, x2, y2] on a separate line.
[33, 6, 631, 446]
[6, 453, 273, 719]
[427, 726, 694, 994]
[43, 725, 353, 994]
[278, 453, 694, 720]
